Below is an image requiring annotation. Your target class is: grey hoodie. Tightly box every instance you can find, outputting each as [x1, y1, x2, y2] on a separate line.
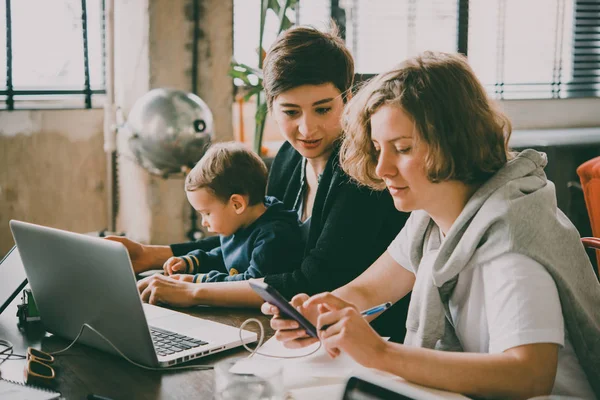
[403, 149, 600, 396]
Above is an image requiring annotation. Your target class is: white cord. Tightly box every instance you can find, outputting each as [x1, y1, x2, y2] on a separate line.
[239, 318, 322, 359]
[48, 323, 213, 371]
[1, 318, 321, 371]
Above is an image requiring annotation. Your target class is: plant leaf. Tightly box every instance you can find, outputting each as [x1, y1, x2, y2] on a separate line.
[255, 101, 268, 125]
[243, 86, 264, 102]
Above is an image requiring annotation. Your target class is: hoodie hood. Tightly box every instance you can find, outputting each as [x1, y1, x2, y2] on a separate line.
[425, 149, 551, 287]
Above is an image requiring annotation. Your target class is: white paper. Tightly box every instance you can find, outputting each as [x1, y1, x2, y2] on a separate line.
[287, 383, 346, 400]
[228, 358, 282, 380]
[250, 337, 371, 390]
[0, 379, 60, 400]
[248, 337, 469, 399]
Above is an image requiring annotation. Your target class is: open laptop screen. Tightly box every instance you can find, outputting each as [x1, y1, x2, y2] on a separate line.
[0, 246, 27, 314]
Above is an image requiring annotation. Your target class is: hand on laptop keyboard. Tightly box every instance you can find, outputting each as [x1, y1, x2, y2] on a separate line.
[137, 274, 200, 308]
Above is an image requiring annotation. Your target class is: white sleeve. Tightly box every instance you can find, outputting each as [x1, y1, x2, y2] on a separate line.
[387, 217, 414, 273]
[482, 253, 565, 354]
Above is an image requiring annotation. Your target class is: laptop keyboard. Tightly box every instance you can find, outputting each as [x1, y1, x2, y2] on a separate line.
[150, 326, 209, 356]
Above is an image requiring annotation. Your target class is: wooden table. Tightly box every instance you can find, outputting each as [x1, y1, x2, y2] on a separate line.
[0, 295, 274, 399]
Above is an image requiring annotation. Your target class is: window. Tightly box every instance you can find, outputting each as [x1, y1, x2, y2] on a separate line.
[467, 0, 575, 99]
[233, 0, 600, 100]
[0, 0, 106, 110]
[345, 0, 458, 74]
[233, 0, 330, 70]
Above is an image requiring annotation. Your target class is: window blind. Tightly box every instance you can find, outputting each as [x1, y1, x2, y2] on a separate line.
[468, 0, 574, 99]
[568, 0, 600, 97]
[343, 0, 458, 74]
[232, 0, 600, 100]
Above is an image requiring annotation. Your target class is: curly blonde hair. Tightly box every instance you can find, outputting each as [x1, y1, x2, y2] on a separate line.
[340, 51, 512, 190]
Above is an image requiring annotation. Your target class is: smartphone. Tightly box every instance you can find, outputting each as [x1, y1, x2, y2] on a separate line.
[249, 281, 318, 338]
[343, 376, 416, 400]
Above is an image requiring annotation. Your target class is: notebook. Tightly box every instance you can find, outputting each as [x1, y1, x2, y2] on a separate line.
[0, 378, 60, 400]
[9, 220, 257, 368]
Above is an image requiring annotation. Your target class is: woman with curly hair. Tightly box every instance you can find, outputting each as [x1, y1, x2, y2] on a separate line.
[264, 51, 600, 399]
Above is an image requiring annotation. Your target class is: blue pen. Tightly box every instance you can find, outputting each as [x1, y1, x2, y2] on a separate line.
[320, 302, 392, 331]
[360, 301, 392, 316]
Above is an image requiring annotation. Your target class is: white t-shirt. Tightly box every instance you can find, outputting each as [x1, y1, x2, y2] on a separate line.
[388, 227, 595, 399]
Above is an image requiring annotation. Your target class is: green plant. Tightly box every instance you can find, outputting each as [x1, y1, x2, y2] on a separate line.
[229, 0, 298, 155]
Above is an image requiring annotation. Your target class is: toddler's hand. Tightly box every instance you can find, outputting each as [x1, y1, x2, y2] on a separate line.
[163, 257, 188, 275]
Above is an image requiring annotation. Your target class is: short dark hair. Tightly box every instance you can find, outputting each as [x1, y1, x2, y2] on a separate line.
[341, 51, 512, 189]
[185, 142, 268, 205]
[263, 25, 355, 108]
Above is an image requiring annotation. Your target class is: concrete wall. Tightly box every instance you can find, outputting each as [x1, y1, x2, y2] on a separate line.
[115, 0, 233, 245]
[0, 0, 234, 256]
[0, 110, 106, 256]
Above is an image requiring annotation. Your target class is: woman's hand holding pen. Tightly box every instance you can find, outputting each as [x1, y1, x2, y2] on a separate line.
[307, 292, 388, 368]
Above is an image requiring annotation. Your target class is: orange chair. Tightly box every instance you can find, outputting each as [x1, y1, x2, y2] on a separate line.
[577, 156, 600, 275]
[582, 237, 600, 279]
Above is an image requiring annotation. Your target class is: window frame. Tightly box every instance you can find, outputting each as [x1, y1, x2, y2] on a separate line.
[1, 0, 106, 111]
[330, 0, 599, 100]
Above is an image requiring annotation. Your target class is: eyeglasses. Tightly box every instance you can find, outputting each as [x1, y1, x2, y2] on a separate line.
[24, 347, 56, 386]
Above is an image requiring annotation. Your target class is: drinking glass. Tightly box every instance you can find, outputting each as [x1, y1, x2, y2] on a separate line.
[214, 357, 284, 400]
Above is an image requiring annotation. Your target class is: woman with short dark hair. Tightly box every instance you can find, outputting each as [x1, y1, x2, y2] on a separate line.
[109, 26, 409, 341]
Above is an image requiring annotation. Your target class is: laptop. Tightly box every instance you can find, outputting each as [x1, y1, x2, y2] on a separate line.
[9, 220, 257, 367]
[0, 246, 27, 314]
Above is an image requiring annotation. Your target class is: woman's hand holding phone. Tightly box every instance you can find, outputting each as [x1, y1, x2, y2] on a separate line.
[262, 291, 387, 363]
[261, 293, 320, 349]
[259, 287, 387, 363]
